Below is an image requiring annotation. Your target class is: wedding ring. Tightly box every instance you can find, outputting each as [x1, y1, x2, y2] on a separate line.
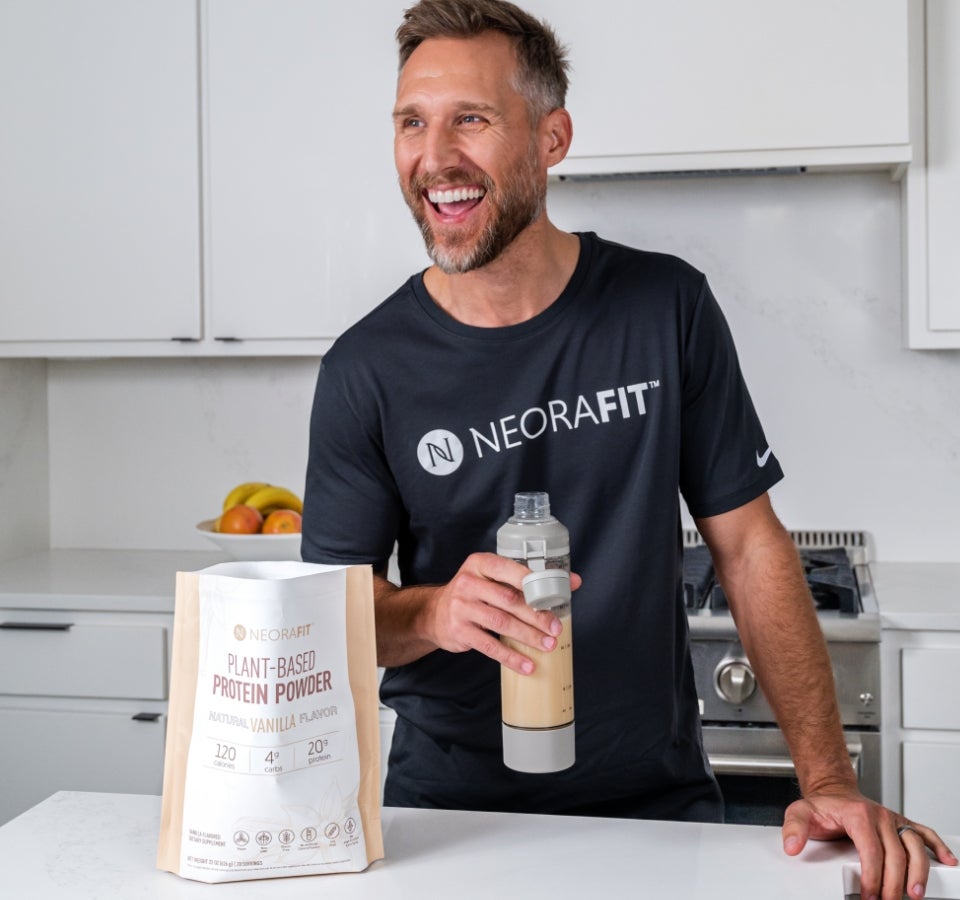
[897, 824, 918, 839]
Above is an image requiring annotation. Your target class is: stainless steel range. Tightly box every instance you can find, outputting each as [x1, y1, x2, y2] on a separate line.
[684, 530, 881, 825]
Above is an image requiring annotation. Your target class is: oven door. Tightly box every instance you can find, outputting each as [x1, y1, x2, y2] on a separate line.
[701, 725, 880, 825]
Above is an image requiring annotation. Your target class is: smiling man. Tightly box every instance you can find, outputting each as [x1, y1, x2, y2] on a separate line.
[301, 3, 956, 899]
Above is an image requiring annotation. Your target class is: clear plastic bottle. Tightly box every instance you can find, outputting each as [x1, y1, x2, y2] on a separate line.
[496, 492, 575, 773]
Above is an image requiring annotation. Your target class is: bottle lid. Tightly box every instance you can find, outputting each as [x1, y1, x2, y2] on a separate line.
[514, 491, 550, 520]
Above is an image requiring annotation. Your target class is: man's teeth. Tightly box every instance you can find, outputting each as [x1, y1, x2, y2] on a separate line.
[427, 187, 485, 204]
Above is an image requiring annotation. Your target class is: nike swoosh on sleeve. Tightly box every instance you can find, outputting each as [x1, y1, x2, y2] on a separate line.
[756, 447, 773, 467]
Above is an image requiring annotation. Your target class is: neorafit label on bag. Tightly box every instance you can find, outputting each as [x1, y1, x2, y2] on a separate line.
[160, 562, 381, 882]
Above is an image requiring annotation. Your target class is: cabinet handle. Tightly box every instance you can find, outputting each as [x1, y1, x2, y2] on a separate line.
[214, 336, 242, 342]
[131, 712, 162, 722]
[0, 621, 73, 631]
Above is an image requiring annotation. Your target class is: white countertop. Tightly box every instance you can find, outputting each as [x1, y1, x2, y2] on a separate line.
[872, 562, 960, 631]
[0, 549, 226, 612]
[1, 551, 957, 627]
[4, 792, 959, 899]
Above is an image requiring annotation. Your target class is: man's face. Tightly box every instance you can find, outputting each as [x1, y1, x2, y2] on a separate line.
[393, 32, 547, 273]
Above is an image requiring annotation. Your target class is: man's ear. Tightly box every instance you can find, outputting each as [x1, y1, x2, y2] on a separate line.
[541, 107, 573, 167]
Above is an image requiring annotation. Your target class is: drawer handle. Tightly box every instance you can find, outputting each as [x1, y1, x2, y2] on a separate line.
[0, 621, 74, 631]
[132, 712, 162, 722]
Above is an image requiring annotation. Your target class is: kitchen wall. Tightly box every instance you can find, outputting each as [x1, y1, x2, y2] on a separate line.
[0, 360, 49, 560]
[44, 170, 960, 562]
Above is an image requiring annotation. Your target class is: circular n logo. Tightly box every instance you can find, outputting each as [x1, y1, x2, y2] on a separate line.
[417, 429, 463, 475]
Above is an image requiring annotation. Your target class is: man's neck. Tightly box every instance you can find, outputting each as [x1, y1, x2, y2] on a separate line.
[423, 220, 580, 328]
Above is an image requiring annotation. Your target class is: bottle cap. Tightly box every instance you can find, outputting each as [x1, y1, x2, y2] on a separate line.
[513, 491, 550, 520]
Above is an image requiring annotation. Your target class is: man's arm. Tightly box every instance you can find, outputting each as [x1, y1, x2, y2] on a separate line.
[371, 553, 570, 673]
[695, 494, 853, 796]
[695, 493, 955, 900]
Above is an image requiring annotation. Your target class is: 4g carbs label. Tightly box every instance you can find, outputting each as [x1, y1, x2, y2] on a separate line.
[178, 562, 369, 880]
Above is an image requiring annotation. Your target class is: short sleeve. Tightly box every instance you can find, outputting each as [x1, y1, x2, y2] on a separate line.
[678, 277, 783, 518]
[300, 356, 400, 570]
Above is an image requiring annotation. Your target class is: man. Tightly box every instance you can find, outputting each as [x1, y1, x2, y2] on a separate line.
[302, 1, 956, 897]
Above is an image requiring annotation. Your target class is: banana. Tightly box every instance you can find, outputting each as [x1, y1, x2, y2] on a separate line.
[242, 485, 303, 515]
[222, 481, 271, 512]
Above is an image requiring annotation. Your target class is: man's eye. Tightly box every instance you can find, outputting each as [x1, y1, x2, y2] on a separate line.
[460, 114, 485, 125]
[404, 117, 424, 128]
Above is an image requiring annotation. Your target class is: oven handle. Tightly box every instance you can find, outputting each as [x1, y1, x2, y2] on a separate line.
[709, 743, 862, 779]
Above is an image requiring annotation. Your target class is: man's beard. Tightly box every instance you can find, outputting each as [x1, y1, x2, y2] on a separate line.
[401, 147, 545, 274]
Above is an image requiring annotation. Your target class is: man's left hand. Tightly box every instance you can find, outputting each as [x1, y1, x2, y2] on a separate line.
[782, 786, 957, 900]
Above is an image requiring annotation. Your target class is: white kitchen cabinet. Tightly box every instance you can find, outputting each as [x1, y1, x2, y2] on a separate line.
[201, 0, 425, 344]
[898, 642, 960, 833]
[902, 741, 960, 828]
[0, 0, 201, 345]
[0, 0, 425, 359]
[524, 0, 911, 177]
[903, 0, 960, 348]
[881, 629, 960, 835]
[0, 0, 919, 358]
[0, 707, 167, 827]
[0, 607, 173, 825]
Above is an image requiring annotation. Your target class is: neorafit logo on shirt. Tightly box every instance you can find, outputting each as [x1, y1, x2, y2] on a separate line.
[416, 380, 660, 476]
[417, 429, 465, 475]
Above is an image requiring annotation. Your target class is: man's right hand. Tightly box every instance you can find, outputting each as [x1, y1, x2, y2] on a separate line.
[372, 552, 580, 672]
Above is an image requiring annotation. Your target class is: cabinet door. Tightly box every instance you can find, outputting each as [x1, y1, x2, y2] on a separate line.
[203, 0, 427, 341]
[902, 741, 960, 834]
[0, 0, 201, 342]
[0, 621, 168, 700]
[901, 647, 960, 730]
[926, 0, 960, 332]
[0, 707, 166, 826]
[521, 0, 909, 172]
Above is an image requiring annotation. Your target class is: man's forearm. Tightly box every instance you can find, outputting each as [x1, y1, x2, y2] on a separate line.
[718, 531, 856, 795]
[373, 574, 439, 668]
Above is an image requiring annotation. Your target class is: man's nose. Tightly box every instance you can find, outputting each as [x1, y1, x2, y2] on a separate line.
[421, 124, 461, 173]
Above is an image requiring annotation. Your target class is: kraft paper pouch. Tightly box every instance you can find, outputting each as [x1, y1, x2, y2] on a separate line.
[157, 561, 383, 883]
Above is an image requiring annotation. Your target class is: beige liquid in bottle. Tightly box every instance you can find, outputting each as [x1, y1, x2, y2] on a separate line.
[501, 613, 573, 729]
[497, 492, 575, 772]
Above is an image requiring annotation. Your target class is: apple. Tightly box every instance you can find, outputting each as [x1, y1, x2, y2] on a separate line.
[262, 509, 302, 535]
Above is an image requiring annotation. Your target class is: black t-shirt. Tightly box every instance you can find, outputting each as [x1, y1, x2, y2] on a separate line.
[302, 232, 783, 820]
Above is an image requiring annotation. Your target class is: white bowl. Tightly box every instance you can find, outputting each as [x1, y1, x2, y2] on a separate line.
[195, 519, 302, 561]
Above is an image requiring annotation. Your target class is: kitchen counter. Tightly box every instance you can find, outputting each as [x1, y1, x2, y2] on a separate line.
[4, 792, 959, 899]
[873, 562, 960, 631]
[1, 551, 957, 626]
[0, 548, 226, 612]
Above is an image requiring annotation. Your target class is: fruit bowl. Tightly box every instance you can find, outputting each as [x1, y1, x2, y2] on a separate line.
[195, 519, 302, 561]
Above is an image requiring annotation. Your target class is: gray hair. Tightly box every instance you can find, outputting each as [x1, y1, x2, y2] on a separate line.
[396, 0, 570, 120]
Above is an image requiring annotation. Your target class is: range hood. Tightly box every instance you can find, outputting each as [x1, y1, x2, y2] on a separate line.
[550, 145, 912, 184]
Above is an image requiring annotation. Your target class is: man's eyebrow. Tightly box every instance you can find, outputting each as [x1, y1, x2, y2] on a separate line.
[392, 101, 499, 119]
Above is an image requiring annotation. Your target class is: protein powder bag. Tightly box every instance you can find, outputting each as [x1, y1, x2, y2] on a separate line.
[157, 561, 383, 883]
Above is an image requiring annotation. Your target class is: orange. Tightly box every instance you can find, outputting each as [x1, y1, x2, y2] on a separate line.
[217, 504, 263, 534]
[262, 509, 302, 534]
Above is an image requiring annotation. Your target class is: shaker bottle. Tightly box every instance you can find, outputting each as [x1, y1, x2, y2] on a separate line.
[496, 491, 575, 773]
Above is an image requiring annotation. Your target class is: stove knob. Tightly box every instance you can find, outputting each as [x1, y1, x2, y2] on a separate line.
[716, 660, 757, 705]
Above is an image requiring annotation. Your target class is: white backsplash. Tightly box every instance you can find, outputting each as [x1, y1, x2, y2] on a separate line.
[0, 359, 49, 561]
[3, 171, 957, 562]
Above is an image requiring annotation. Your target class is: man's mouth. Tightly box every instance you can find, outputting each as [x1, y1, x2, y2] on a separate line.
[425, 185, 486, 219]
